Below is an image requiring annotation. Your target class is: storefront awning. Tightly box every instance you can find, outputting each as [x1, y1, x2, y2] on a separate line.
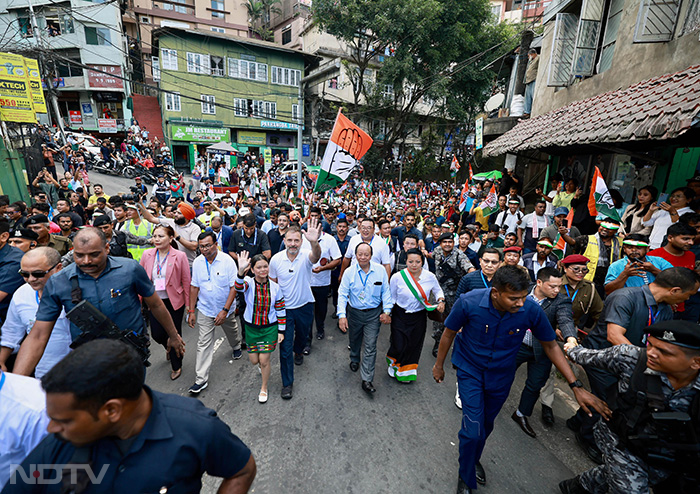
[483, 64, 700, 157]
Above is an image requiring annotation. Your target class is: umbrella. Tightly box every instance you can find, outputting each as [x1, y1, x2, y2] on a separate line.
[472, 171, 502, 181]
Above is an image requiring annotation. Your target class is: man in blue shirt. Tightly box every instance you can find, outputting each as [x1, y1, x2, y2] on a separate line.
[4, 339, 256, 493]
[0, 219, 25, 323]
[432, 265, 610, 494]
[337, 242, 393, 394]
[11, 228, 186, 376]
[331, 218, 352, 317]
[603, 234, 673, 295]
[391, 212, 423, 249]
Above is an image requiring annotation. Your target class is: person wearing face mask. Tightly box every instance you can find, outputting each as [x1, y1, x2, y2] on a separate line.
[140, 225, 191, 381]
[510, 267, 576, 438]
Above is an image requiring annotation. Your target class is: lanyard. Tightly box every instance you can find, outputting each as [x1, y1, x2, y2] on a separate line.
[480, 271, 489, 288]
[358, 268, 371, 289]
[565, 285, 579, 302]
[156, 250, 169, 277]
[0, 371, 5, 393]
[648, 307, 660, 326]
[243, 229, 257, 246]
[36, 291, 40, 305]
[205, 257, 213, 281]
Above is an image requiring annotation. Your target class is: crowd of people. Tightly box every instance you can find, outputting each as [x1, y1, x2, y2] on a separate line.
[1, 150, 700, 494]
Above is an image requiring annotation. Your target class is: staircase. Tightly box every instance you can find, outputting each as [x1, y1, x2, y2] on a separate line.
[132, 94, 165, 141]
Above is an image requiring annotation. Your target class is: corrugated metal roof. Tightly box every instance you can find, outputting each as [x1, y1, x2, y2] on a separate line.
[483, 64, 700, 157]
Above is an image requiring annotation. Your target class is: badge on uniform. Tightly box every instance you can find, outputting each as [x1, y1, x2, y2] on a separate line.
[154, 278, 166, 291]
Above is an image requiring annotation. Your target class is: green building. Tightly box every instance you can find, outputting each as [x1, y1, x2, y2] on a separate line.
[153, 27, 311, 169]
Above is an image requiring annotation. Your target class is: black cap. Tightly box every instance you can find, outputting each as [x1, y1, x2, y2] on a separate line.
[647, 321, 700, 350]
[25, 214, 49, 225]
[13, 228, 39, 241]
[437, 232, 454, 243]
[92, 214, 112, 227]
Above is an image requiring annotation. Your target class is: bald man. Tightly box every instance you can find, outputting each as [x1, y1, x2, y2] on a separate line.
[0, 248, 71, 377]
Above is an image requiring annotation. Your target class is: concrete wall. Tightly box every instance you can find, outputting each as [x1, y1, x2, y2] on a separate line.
[531, 0, 700, 116]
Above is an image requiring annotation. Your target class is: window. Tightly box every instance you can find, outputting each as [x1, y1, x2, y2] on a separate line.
[141, 16, 150, 23]
[634, 0, 681, 42]
[234, 98, 247, 116]
[85, 26, 110, 45]
[571, 0, 605, 77]
[382, 84, 394, 99]
[228, 58, 267, 81]
[165, 92, 180, 111]
[210, 56, 224, 76]
[187, 52, 210, 74]
[55, 50, 83, 77]
[490, 4, 503, 19]
[152, 56, 160, 80]
[597, 0, 624, 72]
[211, 27, 225, 33]
[292, 103, 300, 121]
[201, 95, 216, 114]
[271, 66, 301, 86]
[44, 8, 75, 36]
[282, 28, 292, 44]
[18, 17, 32, 37]
[264, 101, 276, 119]
[683, 0, 700, 34]
[328, 77, 338, 89]
[160, 49, 178, 70]
[211, 0, 224, 18]
[163, 0, 188, 14]
[547, 13, 578, 86]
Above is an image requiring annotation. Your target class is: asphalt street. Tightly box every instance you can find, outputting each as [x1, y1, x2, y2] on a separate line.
[94, 172, 597, 494]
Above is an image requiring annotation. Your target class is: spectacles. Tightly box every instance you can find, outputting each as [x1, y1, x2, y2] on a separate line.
[19, 261, 60, 279]
[567, 266, 589, 274]
[481, 259, 500, 265]
[199, 243, 216, 250]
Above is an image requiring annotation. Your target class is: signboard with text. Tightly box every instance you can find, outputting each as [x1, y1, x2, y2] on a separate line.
[238, 130, 266, 145]
[0, 52, 36, 123]
[23, 57, 47, 113]
[171, 125, 230, 142]
[87, 65, 124, 89]
[69, 111, 82, 125]
[260, 120, 299, 131]
[97, 118, 117, 133]
[475, 117, 483, 150]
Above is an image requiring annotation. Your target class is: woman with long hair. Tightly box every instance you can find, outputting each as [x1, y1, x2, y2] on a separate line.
[387, 248, 445, 383]
[621, 185, 657, 235]
[642, 186, 696, 249]
[140, 224, 191, 380]
[235, 251, 286, 403]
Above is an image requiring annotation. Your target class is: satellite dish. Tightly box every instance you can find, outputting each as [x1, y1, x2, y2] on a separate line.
[484, 93, 505, 113]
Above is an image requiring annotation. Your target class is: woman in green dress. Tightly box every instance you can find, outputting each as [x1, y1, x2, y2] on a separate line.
[235, 251, 286, 403]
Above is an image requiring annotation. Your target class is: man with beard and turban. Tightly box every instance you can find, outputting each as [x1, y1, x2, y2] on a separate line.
[139, 201, 202, 267]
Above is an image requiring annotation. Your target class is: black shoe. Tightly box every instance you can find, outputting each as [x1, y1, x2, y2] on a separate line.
[317, 331, 325, 340]
[281, 384, 293, 400]
[303, 345, 311, 355]
[511, 411, 537, 438]
[575, 432, 603, 465]
[294, 354, 303, 366]
[475, 462, 485, 485]
[542, 405, 555, 427]
[456, 475, 472, 494]
[362, 381, 376, 394]
[559, 476, 589, 494]
[566, 415, 581, 433]
[432, 339, 440, 358]
[349, 361, 359, 372]
[240, 341, 247, 350]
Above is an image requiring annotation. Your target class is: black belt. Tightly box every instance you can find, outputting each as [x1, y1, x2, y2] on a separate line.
[349, 305, 381, 312]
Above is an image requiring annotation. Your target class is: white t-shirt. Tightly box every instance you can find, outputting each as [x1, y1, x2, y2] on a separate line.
[269, 249, 315, 309]
[191, 252, 237, 318]
[545, 190, 557, 216]
[311, 233, 342, 287]
[495, 210, 523, 235]
[345, 235, 391, 267]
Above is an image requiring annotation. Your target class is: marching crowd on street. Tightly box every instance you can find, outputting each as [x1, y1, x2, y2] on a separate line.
[1, 138, 700, 494]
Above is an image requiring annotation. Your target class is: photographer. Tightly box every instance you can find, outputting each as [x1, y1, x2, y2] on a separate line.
[604, 234, 673, 295]
[11, 227, 185, 377]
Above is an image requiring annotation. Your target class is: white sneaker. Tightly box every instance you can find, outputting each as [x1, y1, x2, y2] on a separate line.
[455, 382, 462, 409]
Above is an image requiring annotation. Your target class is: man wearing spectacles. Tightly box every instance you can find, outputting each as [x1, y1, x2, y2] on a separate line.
[456, 248, 501, 296]
[0, 248, 71, 377]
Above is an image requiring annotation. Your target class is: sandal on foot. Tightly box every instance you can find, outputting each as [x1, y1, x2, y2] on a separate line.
[258, 390, 268, 403]
[170, 368, 182, 381]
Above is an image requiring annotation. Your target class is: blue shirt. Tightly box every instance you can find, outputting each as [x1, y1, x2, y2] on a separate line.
[337, 261, 393, 317]
[6, 387, 251, 493]
[456, 270, 492, 296]
[0, 244, 25, 322]
[604, 255, 673, 287]
[391, 225, 423, 249]
[36, 256, 155, 339]
[445, 288, 555, 374]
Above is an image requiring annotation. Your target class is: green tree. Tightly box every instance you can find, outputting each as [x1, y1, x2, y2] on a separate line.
[242, 0, 281, 41]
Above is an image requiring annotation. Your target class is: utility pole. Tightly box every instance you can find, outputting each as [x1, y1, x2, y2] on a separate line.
[26, 0, 66, 142]
[296, 80, 303, 201]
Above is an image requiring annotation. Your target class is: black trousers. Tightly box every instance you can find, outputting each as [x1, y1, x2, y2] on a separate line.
[149, 298, 184, 371]
[311, 285, 330, 336]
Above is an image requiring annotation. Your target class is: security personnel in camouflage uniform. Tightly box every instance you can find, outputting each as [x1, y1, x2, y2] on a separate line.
[431, 232, 473, 357]
[561, 320, 700, 494]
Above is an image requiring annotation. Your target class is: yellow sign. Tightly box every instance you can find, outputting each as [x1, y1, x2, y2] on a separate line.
[23, 57, 47, 114]
[0, 52, 36, 123]
[238, 130, 266, 146]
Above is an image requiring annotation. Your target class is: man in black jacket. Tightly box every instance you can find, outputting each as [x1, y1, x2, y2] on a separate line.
[511, 267, 577, 437]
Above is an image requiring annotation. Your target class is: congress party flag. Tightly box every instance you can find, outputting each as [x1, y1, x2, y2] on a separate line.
[587, 166, 620, 221]
[468, 161, 474, 183]
[458, 179, 471, 212]
[478, 184, 499, 217]
[450, 155, 460, 178]
[315, 109, 373, 193]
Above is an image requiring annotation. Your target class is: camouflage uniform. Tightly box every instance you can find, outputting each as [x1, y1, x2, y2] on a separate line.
[568, 344, 700, 494]
[432, 246, 472, 342]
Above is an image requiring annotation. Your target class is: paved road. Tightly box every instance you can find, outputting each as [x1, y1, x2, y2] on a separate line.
[94, 171, 596, 494]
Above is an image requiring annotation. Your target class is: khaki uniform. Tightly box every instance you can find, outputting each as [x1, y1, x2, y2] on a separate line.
[46, 234, 73, 256]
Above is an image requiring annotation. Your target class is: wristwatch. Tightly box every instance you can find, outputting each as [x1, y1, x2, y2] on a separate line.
[223, 307, 230, 312]
[176, 235, 181, 241]
[569, 380, 584, 389]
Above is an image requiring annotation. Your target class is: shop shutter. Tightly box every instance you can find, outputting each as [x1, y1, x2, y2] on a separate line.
[547, 13, 579, 86]
[634, 0, 681, 42]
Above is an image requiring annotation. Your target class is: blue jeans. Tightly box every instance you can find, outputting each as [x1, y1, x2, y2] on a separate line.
[524, 81, 536, 114]
[280, 302, 314, 387]
[515, 344, 553, 416]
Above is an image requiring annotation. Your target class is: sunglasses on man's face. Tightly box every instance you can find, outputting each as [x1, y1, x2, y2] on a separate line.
[19, 261, 60, 279]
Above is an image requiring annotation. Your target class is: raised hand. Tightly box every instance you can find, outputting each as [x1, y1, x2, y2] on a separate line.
[305, 217, 321, 243]
[238, 250, 251, 275]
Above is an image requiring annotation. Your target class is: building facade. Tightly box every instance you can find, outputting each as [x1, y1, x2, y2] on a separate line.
[153, 27, 307, 169]
[0, 0, 132, 133]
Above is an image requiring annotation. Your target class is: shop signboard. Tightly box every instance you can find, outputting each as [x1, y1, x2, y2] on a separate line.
[260, 120, 299, 131]
[97, 118, 117, 133]
[238, 130, 266, 145]
[23, 57, 47, 113]
[171, 125, 230, 142]
[0, 51, 36, 123]
[475, 117, 483, 150]
[87, 65, 124, 89]
[82, 103, 93, 115]
[69, 111, 82, 125]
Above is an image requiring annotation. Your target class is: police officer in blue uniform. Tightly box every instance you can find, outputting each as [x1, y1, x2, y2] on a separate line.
[433, 265, 611, 493]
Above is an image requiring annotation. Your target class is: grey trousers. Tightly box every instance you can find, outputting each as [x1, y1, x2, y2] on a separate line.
[347, 305, 382, 382]
[194, 310, 241, 385]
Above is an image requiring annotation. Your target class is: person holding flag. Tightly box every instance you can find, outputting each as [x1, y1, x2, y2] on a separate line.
[450, 156, 461, 178]
[577, 220, 624, 296]
[538, 207, 580, 260]
[468, 184, 498, 233]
